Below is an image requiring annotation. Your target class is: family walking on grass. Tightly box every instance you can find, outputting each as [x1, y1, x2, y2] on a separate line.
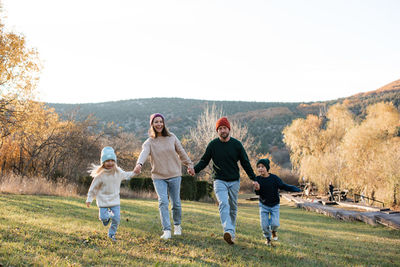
[85, 114, 301, 246]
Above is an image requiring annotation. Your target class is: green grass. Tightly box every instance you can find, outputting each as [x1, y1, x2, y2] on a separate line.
[1, 193, 399, 267]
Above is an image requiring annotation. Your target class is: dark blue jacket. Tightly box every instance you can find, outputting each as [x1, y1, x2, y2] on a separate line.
[255, 174, 300, 207]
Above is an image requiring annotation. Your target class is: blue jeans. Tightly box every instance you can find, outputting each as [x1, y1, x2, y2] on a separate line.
[99, 205, 120, 238]
[153, 176, 182, 231]
[213, 179, 240, 238]
[259, 203, 280, 239]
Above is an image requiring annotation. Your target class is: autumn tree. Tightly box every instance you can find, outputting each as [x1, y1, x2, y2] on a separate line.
[0, 10, 41, 139]
[283, 102, 400, 206]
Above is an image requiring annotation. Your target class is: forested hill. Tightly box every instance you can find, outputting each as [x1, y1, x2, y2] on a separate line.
[47, 79, 400, 154]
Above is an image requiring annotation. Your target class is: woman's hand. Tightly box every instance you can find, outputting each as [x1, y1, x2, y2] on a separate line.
[134, 164, 142, 174]
[187, 167, 195, 176]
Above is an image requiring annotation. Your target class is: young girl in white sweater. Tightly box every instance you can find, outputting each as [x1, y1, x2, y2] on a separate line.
[86, 146, 136, 241]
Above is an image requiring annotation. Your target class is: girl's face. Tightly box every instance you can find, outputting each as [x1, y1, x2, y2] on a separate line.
[152, 116, 164, 134]
[257, 163, 268, 177]
[104, 160, 115, 169]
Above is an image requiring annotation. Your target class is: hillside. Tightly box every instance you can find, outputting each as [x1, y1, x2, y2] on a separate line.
[47, 79, 400, 155]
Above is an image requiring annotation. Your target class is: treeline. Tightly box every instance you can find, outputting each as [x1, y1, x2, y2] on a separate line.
[0, 16, 140, 184]
[283, 102, 400, 207]
[48, 98, 302, 152]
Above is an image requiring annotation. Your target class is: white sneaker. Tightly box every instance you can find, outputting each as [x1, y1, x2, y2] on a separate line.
[174, 225, 182, 235]
[272, 231, 278, 241]
[160, 230, 171, 240]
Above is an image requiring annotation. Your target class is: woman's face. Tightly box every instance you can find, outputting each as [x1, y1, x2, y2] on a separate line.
[152, 116, 164, 134]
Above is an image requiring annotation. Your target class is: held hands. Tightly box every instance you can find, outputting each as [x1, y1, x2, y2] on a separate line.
[86, 202, 91, 208]
[187, 167, 195, 176]
[253, 181, 260, 191]
[133, 164, 142, 174]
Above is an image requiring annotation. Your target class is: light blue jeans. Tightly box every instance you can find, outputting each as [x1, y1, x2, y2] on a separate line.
[153, 176, 182, 231]
[213, 179, 240, 238]
[259, 203, 280, 239]
[99, 205, 120, 238]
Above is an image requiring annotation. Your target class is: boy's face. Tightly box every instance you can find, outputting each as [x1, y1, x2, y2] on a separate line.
[257, 163, 268, 177]
[104, 160, 115, 169]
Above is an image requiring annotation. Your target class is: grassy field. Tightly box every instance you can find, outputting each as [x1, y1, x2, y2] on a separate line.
[1, 193, 399, 267]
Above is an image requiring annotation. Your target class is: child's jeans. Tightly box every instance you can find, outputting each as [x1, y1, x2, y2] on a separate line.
[259, 203, 280, 239]
[99, 205, 120, 237]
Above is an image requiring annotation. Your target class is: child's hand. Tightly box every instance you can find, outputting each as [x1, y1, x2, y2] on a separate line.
[134, 164, 142, 174]
[86, 202, 91, 208]
[253, 181, 260, 191]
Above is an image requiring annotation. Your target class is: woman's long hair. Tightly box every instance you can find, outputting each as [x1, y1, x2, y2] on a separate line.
[148, 118, 171, 138]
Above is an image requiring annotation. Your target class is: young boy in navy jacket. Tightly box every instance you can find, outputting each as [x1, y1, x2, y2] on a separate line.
[253, 158, 301, 246]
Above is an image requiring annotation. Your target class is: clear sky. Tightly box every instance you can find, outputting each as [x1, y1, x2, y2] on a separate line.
[2, 0, 400, 104]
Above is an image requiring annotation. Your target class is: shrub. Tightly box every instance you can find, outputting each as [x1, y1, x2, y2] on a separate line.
[195, 180, 209, 200]
[129, 177, 154, 192]
[128, 176, 212, 201]
[180, 175, 197, 200]
[78, 175, 93, 194]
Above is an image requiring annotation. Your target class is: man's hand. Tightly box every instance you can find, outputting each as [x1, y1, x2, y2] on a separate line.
[253, 181, 260, 191]
[187, 167, 195, 176]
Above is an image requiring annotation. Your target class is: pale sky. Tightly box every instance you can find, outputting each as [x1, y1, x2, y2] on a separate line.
[2, 0, 400, 104]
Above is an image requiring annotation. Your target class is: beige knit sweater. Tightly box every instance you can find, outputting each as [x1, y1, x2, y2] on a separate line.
[137, 133, 193, 179]
[86, 167, 135, 207]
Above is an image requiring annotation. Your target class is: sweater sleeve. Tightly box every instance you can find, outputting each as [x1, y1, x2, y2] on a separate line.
[119, 169, 137, 181]
[174, 135, 193, 168]
[194, 142, 213, 173]
[277, 176, 301, 192]
[238, 143, 256, 180]
[86, 177, 102, 203]
[137, 139, 151, 165]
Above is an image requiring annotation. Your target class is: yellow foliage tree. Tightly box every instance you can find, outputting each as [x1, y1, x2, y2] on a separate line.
[0, 13, 41, 138]
[284, 102, 400, 206]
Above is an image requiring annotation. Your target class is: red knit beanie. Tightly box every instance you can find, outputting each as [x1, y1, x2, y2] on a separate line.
[216, 117, 230, 131]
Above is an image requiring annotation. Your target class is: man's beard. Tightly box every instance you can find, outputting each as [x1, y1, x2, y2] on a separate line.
[219, 132, 229, 140]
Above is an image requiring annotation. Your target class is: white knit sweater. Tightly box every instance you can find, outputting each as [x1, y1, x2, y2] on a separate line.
[86, 167, 135, 207]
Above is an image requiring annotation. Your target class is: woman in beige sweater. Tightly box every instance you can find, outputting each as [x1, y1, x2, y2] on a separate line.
[134, 113, 195, 240]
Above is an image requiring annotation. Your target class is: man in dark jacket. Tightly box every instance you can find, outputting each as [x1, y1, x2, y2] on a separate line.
[194, 117, 256, 245]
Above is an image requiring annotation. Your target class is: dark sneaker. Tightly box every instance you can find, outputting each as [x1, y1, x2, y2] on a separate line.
[223, 232, 234, 245]
[102, 218, 110, 226]
[272, 231, 278, 241]
[265, 237, 271, 246]
[109, 235, 117, 242]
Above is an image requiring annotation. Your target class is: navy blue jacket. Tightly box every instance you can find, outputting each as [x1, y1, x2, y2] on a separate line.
[255, 174, 300, 207]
